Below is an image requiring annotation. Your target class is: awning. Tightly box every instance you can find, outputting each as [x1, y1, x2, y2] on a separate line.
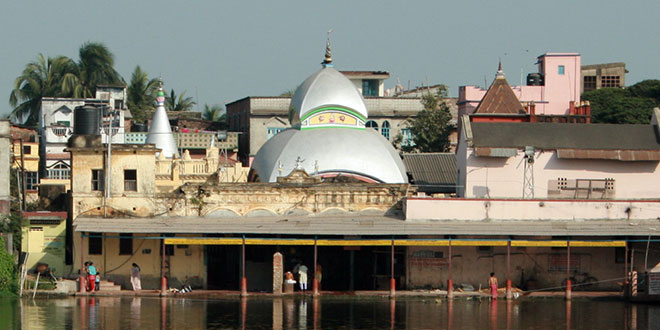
[73, 215, 660, 237]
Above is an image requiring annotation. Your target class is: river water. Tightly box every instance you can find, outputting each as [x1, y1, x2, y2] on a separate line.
[0, 295, 658, 329]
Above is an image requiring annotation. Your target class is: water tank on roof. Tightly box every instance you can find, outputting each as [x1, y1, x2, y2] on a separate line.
[73, 105, 100, 135]
[526, 73, 544, 86]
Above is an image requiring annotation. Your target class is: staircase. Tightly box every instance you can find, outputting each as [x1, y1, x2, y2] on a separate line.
[97, 279, 122, 291]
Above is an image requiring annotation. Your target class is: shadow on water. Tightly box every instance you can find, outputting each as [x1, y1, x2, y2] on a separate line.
[2, 295, 660, 329]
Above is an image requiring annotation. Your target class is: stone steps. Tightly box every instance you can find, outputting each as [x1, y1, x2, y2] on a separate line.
[97, 280, 122, 291]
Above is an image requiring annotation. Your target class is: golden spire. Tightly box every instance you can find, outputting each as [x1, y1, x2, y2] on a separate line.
[322, 29, 333, 66]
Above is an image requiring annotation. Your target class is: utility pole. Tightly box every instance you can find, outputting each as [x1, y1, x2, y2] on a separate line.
[522, 146, 535, 199]
[20, 139, 26, 211]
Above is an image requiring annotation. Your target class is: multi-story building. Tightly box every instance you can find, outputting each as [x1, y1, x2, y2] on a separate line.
[581, 62, 627, 93]
[10, 125, 40, 204]
[39, 86, 130, 189]
[459, 53, 582, 118]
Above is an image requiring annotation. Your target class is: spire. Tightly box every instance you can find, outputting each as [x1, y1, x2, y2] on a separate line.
[322, 29, 333, 67]
[146, 82, 179, 158]
[496, 60, 505, 79]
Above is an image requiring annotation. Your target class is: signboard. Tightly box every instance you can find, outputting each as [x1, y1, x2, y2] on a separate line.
[648, 272, 660, 295]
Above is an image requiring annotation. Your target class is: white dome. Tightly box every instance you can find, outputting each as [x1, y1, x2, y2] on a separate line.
[289, 67, 368, 127]
[251, 128, 408, 183]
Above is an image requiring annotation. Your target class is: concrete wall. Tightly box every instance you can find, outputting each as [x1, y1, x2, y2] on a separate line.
[461, 148, 660, 199]
[406, 198, 660, 221]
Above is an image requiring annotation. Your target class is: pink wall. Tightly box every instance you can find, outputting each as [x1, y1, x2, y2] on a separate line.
[461, 149, 660, 199]
[406, 198, 660, 221]
[458, 53, 581, 117]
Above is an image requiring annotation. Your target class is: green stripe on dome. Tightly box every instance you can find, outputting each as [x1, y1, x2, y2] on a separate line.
[300, 106, 367, 122]
[301, 125, 365, 131]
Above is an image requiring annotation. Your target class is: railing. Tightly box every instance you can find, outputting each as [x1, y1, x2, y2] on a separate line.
[156, 159, 217, 177]
[50, 126, 72, 137]
[47, 169, 70, 180]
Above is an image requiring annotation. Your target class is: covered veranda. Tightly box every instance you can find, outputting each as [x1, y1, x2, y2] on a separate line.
[73, 215, 657, 298]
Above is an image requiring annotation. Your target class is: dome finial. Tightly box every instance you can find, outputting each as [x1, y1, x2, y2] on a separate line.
[496, 59, 505, 79]
[322, 29, 333, 67]
[156, 79, 166, 106]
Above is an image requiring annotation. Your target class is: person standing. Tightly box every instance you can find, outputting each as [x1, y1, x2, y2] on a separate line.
[298, 263, 309, 292]
[131, 263, 142, 291]
[95, 268, 101, 291]
[489, 272, 499, 298]
[87, 262, 97, 292]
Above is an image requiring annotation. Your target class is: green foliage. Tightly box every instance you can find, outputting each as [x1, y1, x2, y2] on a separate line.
[166, 89, 196, 111]
[1, 212, 26, 252]
[64, 42, 123, 98]
[10, 42, 123, 126]
[127, 66, 160, 123]
[401, 85, 453, 152]
[0, 237, 18, 296]
[627, 79, 660, 102]
[583, 86, 657, 124]
[9, 54, 77, 126]
[202, 104, 227, 129]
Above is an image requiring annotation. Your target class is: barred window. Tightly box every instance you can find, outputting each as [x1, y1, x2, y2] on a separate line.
[601, 76, 621, 88]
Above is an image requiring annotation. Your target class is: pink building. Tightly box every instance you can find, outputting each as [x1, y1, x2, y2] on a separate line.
[459, 53, 582, 117]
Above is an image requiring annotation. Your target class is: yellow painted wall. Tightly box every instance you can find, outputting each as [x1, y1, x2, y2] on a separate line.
[73, 232, 206, 289]
[21, 220, 67, 276]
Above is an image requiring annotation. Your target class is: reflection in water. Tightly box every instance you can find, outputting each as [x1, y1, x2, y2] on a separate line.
[3, 296, 660, 329]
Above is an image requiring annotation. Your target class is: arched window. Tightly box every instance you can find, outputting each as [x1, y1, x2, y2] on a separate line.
[381, 121, 390, 140]
[366, 120, 378, 131]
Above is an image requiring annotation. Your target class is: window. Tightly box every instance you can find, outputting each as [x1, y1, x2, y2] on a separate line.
[48, 163, 70, 180]
[114, 100, 124, 109]
[558, 65, 565, 75]
[119, 233, 133, 255]
[56, 121, 70, 127]
[362, 79, 379, 97]
[25, 172, 38, 190]
[92, 170, 104, 191]
[266, 127, 285, 140]
[583, 76, 597, 92]
[381, 121, 390, 140]
[23, 145, 31, 155]
[89, 232, 103, 255]
[601, 75, 621, 88]
[366, 120, 379, 131]
[401, 128, 415, 147]
[124, 169, 137, 191]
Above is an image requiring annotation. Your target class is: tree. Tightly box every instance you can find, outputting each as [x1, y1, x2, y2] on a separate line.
[126, 66, 160, 122]
[396, 85, 453, 153]
[627, 79, 660, 103]
[583, 87, 657, 124]
[63, 42, 123, 98]
[165, 89, 196, 111]
[9, 54, 77, 126]
[202, 104, 225, 121]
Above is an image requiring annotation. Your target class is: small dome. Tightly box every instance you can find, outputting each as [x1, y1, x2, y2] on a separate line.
[289, 67, 368, 127]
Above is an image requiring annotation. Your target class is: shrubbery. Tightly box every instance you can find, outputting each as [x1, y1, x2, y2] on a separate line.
[0, 236, 18, 296]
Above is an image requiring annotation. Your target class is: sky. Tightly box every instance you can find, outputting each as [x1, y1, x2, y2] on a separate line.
[2, 0, 659, 118]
